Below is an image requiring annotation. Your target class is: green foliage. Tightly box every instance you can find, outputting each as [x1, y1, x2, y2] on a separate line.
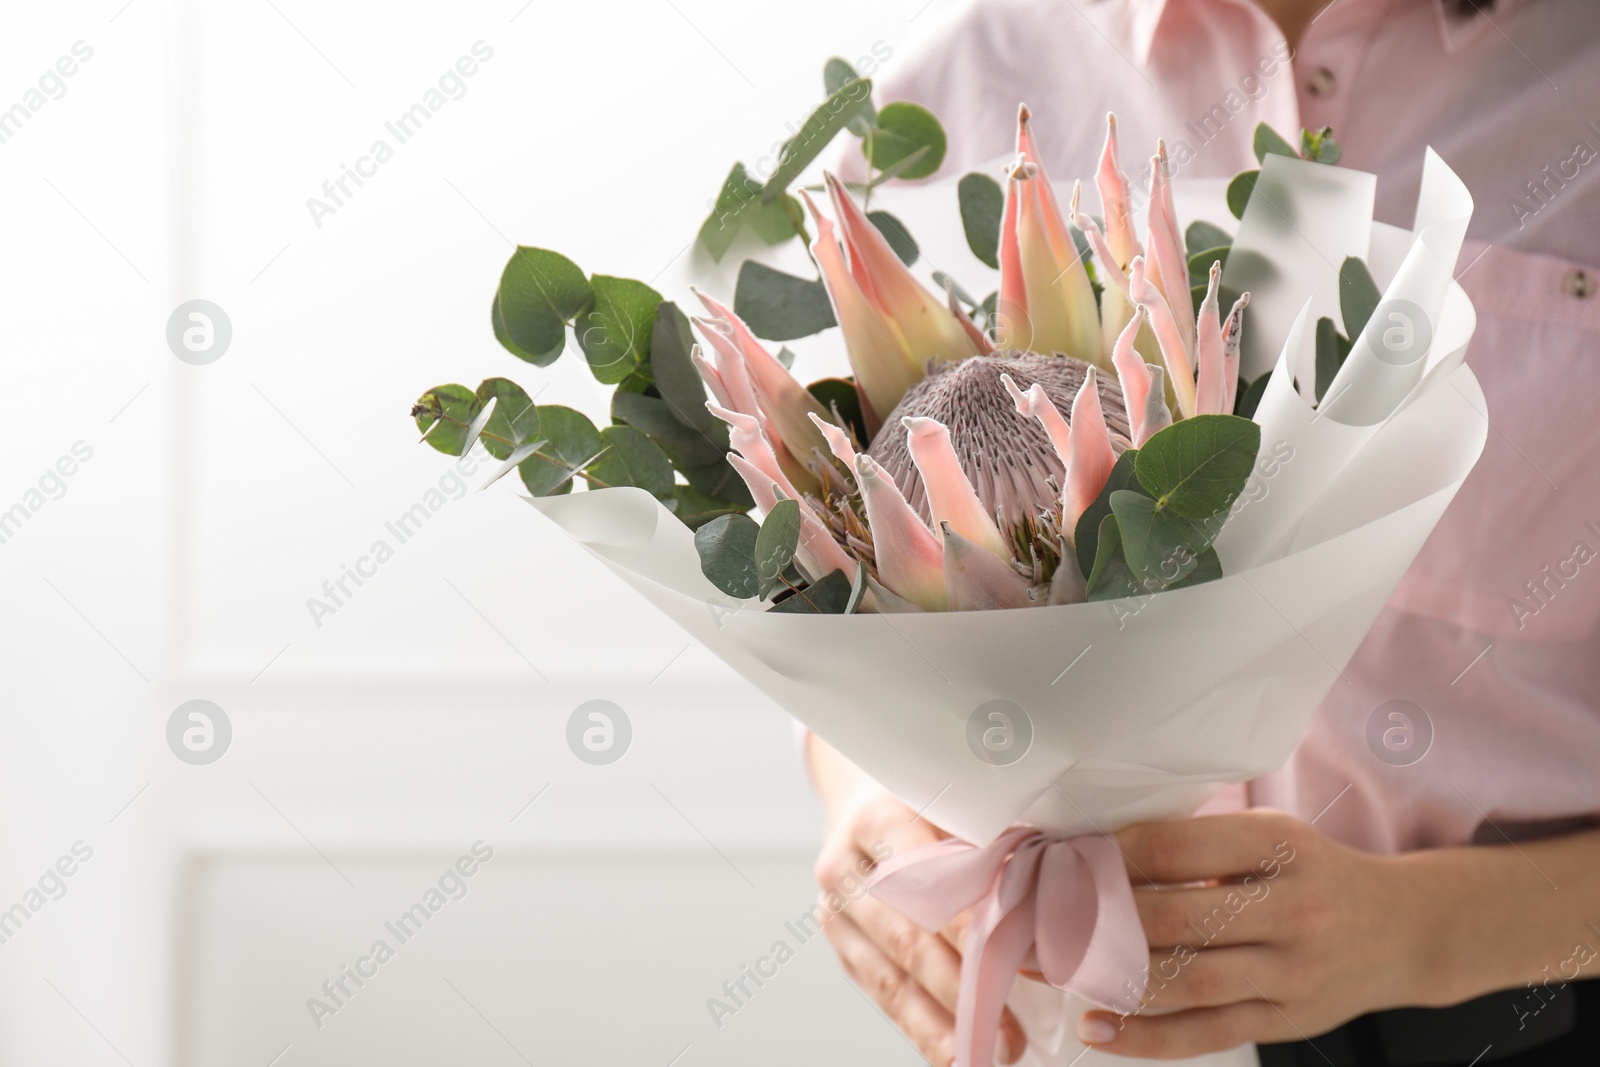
[824, 57, 876, 135]
[1338, 256, 1381, 341]
[1226, 171, 1259, 221]
[494, 248, 594, 365]
[576, 276, 662, 385]
[864, 102, 946, 180]
[769, 567, 861, 613]
[587, 425, 674, 499]
[414, 384, 482, 457]
[1235, 370, 1272, 420]
[868, 210, 919, 265]
[1253, 124, 1298, 164]
[754, 498, 802, 600]
[733, 261, 837, 340]
[958, 172, 1004, 269]
[696, 513, 762, 598]
[1301, 126, 1342, 164]
[1185, 220, 1232, 257]
[1078, 417, 1261, 600]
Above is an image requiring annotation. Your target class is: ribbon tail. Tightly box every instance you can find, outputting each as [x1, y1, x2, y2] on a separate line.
[956, 874, 1038, 1067]
[1067, 836, 1148, 1012]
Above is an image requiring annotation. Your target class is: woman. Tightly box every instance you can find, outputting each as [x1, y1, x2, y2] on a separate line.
[810, 0, 1600, 1062]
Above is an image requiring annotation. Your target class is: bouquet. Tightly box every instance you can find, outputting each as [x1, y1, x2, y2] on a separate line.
[411, 64, 1486, 1067]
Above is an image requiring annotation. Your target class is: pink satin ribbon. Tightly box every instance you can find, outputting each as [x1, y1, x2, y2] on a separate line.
[866, 826, 1148, 1067]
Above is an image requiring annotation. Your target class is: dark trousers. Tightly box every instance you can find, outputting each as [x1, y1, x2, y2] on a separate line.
[1257, 977, 1599, 1066]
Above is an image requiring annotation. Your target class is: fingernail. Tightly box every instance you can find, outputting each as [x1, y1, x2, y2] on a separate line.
[1077, 1014, 1117, 1045]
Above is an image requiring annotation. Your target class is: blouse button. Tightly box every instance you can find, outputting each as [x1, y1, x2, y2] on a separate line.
[1307, 67, 1338, 96]
[1562, 267, 1594, 298]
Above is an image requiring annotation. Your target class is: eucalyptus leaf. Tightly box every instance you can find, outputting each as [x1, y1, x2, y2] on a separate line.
[734, 261, 837, 340]
[672, 484, 749, 530]
[1236, 370, 1272, 420]
[586, 424, 673, 499]
[474, 378, 541, 461]
[769, 567, 855, 613]
[1110, 490, 1205, 589]
[576, 275, 662, 385]
[754, 498, 802, 600]
[761, 76, 875, 199]
[824, 57, 876, 135]
[864, 102, 945, 180]
[413, 383, 480, 457]
[1301, 126, 1342, 164]
[868, 210, 918, 266]
[1188, 246, 1230, 287]
[699, 162, 763, 262]
[610, 391, 727, 467]
[1314, 316, 1344, 403]
[681, 457, 756, 508]
[1226, 170, 1259, 221]
[958, 172, 1004, 268]
[1074, 448, 1142, 577]
[1253, 123, 1298, 164]
[650, 301, 719, 435]
[1134, 415, 1262, 521]
[518, 405, 602, 496]
[495, 247, 594, 366]
[1339, 256, 1381, 341]
[750, 193, 804, 245]
[695, 513, 761, 599]
[1185, 220, 1233, 257]
[1084, 514, 1123, 597]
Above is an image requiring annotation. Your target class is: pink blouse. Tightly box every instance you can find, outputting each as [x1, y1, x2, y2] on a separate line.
[852, 0, 1600, 852]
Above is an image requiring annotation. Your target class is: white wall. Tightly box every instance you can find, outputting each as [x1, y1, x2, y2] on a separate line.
[0, 1, 961, 1062]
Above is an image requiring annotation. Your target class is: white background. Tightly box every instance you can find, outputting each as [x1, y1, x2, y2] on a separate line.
[0, 1, 962, 1062]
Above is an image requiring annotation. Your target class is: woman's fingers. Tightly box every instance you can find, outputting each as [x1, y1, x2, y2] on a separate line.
[825, 908, 959, 1066]
[1117, 810, 1301, 886]
[1140, 946, 1283, 1011]
[1078, 1000, 1288, 1059]
[851, 894, 965, 1011]
[1134, 881, 1286, 949]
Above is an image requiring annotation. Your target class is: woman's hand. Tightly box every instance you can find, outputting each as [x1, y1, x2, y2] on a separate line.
[1077, 809, 1600, 1060]
[808, 734, 1026, 1066]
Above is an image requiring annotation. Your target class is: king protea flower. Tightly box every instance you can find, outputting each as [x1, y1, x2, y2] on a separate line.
[691, 110, 1250, 612]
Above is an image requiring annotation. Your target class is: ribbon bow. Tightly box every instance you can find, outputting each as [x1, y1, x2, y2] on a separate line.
[866, 826, 1148, 1067]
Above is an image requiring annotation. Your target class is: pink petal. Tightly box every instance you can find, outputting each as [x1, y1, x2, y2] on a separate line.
[1194, 262, 1226, 416]
[1048, 546, 1086, 606]
[946, 279, 995, 355]
[692, 344, 732, 411]
[1001, 373, 1072, 467]
[1097, 113, 1139, 269]
[856, 454, 947, 611]
[941, 523, 1031, 611]
[707, 401, 798, 498]
[1110, 305, 1152, 441]
[1063, 366, 1117, 534]
[1070, 180, 1129, 295]
[1145, 142, 1194, 355]
[692, 297, 832, 469]
[1222, 292, 1249, 415]
[803, 189, 922, 434]
[824, 173, 978, 367]
[808, 411, 860, 478]
[902, 416, 1012, 562]
[1139, 364, 1173, 446]
[1130, 256, 1197, 419]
